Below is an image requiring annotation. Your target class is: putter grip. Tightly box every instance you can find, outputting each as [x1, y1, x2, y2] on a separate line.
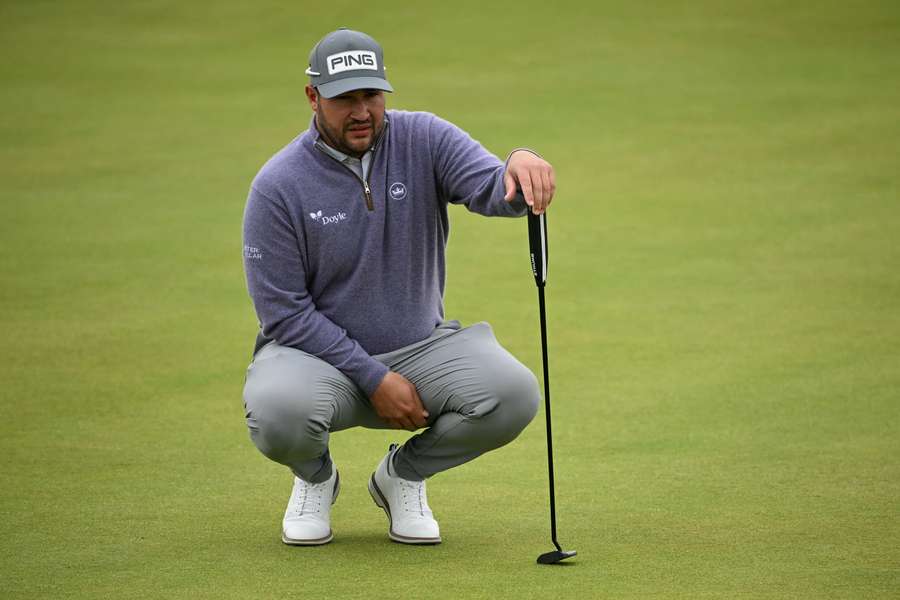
[527, 211, 548, 288]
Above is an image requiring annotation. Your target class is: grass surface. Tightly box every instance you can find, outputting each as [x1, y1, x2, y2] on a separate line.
[2, 1, 899, 598]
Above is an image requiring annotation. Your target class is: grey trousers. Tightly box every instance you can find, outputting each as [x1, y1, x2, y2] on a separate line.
[242, 321, 540, 483]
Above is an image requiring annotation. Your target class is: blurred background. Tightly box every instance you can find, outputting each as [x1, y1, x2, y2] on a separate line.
[2, 1, 898, 597]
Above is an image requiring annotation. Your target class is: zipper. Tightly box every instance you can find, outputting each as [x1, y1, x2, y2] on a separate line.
[362, 180, 373, 210]
[314, 120, 388, 212]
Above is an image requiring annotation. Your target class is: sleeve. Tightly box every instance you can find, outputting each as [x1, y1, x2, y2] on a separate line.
[242, 185, 389, 397]
[428, 115, 529, 216]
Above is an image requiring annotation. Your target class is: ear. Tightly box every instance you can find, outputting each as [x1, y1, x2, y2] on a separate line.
[304, 85, 318, 112]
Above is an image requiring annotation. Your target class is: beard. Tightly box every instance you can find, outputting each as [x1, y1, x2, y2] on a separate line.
[315, 106, 382, 158]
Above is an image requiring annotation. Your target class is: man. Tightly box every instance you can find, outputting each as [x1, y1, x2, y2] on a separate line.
[242, 28, 555, 546]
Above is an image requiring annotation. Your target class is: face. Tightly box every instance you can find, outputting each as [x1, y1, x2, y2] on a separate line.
[305, 85, 386, 157]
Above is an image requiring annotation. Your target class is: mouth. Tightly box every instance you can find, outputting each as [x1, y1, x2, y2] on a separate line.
[346, 122, 373, 137]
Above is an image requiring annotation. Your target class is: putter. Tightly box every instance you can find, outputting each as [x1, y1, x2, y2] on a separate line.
[528, 210, 577, 565]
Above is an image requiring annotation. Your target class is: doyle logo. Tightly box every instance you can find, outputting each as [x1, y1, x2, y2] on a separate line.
[327, 51, 377, 75]
[309, 209, 348, 225]
[389, 182, 407, 200]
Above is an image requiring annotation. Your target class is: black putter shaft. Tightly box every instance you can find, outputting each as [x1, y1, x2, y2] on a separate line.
[527, 211, 576, 565]
[538, 278, 561, 550]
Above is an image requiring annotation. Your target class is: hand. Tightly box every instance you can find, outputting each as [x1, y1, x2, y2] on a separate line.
[503, 150, 556, 215]
[370, 371, 429, 430]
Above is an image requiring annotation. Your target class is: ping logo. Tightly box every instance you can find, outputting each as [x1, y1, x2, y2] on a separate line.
[389, 182, 407, 200]
[327, 51, 377, 75]
[309, 209, 348, 226]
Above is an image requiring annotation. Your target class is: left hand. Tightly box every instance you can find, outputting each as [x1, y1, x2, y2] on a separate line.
[503, 150, 556, 215]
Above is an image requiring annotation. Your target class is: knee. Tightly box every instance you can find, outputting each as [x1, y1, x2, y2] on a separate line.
[499, 367, 541, 434]
[243, 373, 329, 464]
[479, 365, 540, 444]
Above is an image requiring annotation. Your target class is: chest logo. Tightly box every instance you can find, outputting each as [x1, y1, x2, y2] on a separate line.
[389, 182, 408, 200]
[309, 210, 348, 226]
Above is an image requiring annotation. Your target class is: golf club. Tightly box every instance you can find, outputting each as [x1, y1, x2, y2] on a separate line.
[527, 210, 577, 565]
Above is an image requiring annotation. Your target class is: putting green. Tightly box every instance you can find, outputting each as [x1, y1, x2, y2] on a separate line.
[2, 1, 898, 598]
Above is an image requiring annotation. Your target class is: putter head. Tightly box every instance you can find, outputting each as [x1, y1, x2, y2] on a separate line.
[537, 549, 577, 564]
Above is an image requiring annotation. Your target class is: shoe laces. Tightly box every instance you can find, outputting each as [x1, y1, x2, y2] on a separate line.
[288, 478, 329, 516]
[398, 479, 430, 517]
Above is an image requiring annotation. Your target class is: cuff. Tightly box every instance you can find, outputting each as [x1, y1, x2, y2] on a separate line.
[505, 147, 543, 162]
[356, 360, 390, 399]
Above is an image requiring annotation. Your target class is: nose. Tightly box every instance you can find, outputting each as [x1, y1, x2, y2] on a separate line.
[349, 97, 370, 120]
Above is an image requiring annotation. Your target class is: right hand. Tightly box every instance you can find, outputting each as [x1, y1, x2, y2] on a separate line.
[503, 150, 556, 215]
[370, 371, 429, 430]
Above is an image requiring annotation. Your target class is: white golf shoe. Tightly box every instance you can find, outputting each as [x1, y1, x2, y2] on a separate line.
[368, 444, 441, 544]
[281, 468, 340, 545]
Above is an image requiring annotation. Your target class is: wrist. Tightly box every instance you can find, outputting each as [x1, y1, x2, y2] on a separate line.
[362, 363, 391, 399]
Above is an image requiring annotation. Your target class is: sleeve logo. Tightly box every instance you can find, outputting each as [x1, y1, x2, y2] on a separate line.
[243, 244, 262, 260]
[327, 51, 378, 75]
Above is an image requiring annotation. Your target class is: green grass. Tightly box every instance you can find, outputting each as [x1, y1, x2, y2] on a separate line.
[2, 0, 899, 598]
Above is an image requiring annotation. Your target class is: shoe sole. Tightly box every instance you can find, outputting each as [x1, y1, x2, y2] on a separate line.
[281, 531, 333, 546]
[368, 474, 442, 545]
[281, 471, 340, 546]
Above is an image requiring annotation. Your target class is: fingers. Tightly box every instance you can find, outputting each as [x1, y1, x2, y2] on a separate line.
[517, 170, 535, 212]
[506, 151, 556, 215]
[541, 168, 554, 211]
[410, 388, 428, 428]
[532, 173, 545, 214]
[391, 416, 419, 431]
[383, 409, 424, 430]
[530, 163, 555, 214]
[389, 407, 426, 431]
[373, 373, 428, 430]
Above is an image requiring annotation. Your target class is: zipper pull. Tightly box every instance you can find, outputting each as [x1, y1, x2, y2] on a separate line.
[363, 180, 373, 211]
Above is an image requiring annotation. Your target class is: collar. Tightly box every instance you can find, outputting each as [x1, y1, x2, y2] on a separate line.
[318, 138, 365, 165]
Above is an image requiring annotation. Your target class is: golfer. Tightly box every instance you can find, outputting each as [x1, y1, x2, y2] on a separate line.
[242, 28, 556, 545]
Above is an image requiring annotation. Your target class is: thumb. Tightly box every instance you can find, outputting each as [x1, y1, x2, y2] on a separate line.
[503, 168, 517, 201]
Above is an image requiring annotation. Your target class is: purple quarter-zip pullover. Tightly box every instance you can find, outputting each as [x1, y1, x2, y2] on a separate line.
[242, 110, 528, 397]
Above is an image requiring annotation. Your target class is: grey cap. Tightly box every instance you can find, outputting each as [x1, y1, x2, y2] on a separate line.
[305, 28, 393, 98]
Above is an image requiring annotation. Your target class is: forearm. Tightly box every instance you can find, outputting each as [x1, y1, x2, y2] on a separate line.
[430, 115, 528, 216]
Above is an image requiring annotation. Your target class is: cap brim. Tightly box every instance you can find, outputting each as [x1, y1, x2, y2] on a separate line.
[317, 77, 394, 98]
